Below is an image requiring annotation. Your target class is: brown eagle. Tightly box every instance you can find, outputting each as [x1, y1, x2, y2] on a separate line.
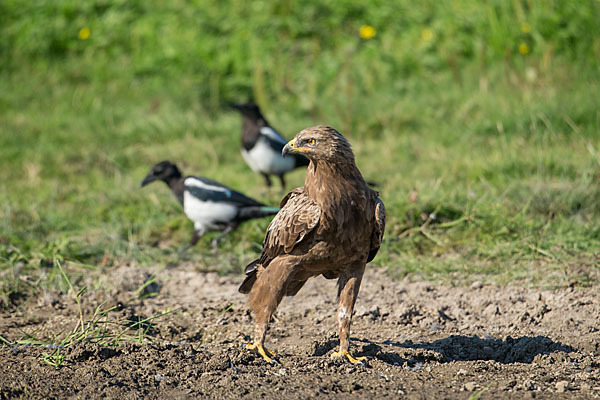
[239, 125, 386, 363]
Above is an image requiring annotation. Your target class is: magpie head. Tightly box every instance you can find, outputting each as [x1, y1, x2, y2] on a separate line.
[229, 101, 264, 121]
[141, 161, 182, 187]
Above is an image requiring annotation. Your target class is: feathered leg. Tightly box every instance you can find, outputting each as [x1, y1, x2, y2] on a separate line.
[332, 262, 366, 364]
[246, 257, 297, 363]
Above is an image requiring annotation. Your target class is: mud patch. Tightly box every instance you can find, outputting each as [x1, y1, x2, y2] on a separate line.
[1, 266, 599, 399]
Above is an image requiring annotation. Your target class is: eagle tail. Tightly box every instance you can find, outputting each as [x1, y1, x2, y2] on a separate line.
[238, 259, 260, 294]
[238, 206, 279, 221]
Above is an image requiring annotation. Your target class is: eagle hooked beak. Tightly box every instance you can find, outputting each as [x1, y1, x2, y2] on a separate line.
[283, 139, 311, 157]
[282, 139, 295, 157]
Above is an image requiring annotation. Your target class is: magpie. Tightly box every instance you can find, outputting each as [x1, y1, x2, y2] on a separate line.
[230, 101, 309, 188]
[141, 161, 279, 251]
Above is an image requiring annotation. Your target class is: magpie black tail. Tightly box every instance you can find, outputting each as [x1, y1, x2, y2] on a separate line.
[239, 259, 260, 294]
[238, 206, 279, 221]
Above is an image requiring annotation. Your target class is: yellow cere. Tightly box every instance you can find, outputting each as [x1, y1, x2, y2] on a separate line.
[359, 25, 376, 40]
[79, 27, 91, 40]
[519, 42, 530, 55]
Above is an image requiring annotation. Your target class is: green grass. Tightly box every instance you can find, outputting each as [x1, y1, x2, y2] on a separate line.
[1, 0, 600, 309]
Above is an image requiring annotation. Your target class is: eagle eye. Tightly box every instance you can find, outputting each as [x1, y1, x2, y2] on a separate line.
[307, 138, 316, 146]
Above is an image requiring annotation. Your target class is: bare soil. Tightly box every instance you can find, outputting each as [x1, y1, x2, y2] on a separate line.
[1, 264, 599, 399]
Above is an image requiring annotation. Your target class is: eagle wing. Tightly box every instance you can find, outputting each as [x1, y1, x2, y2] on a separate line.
[239, 187, 320, 294]
[262, 187, 321, 260]
[367, 197, 386, 263]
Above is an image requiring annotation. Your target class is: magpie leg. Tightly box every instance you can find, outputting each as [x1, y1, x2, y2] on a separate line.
[180, 230, 202, 254]
[277, 174, 286, 188]
[210, 225, 237, 252]
[262, 174, 272, 188]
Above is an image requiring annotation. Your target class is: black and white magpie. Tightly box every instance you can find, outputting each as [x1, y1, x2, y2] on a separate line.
[141, 161, 279, 251]
[230, 101, 309, 188]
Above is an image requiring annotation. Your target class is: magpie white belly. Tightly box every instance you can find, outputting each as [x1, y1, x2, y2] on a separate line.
[183, 192, 238, 230]
[241, 137, 295, 175]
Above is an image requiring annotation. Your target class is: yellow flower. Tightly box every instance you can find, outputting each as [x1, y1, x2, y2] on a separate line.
[520, 22, 531, 34]
[519, 42, 530, 55]
[359, 25, 376, 40]
[421, 28, 434, 41]
[79, 27, 90, 40]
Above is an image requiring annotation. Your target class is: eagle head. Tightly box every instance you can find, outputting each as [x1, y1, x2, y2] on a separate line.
[282, 125, 354, 163]
[141, 160, 182, 187]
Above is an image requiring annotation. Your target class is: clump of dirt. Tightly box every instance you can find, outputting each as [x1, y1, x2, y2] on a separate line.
[1, 265, 599, 399]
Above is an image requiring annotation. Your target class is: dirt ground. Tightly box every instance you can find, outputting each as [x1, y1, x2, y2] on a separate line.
[1, 263, 599, 399]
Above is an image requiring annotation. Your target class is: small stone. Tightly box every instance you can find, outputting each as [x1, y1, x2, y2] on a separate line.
[555, 381, 569, 393]
[464, 382, 477, 391]
[457, 368, 470, 376]
[470, 281, 483, 289]
[524, 379, 535, 391]
[154, 374, 165, 382]
[408, 362, 424, 371]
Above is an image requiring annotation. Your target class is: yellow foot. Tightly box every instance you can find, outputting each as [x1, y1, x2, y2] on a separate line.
[247, 342, 277, 363]
[331, 350, 367, 364]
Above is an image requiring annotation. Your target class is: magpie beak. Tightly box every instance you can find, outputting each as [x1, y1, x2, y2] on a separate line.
[141, 174, 157, 187]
